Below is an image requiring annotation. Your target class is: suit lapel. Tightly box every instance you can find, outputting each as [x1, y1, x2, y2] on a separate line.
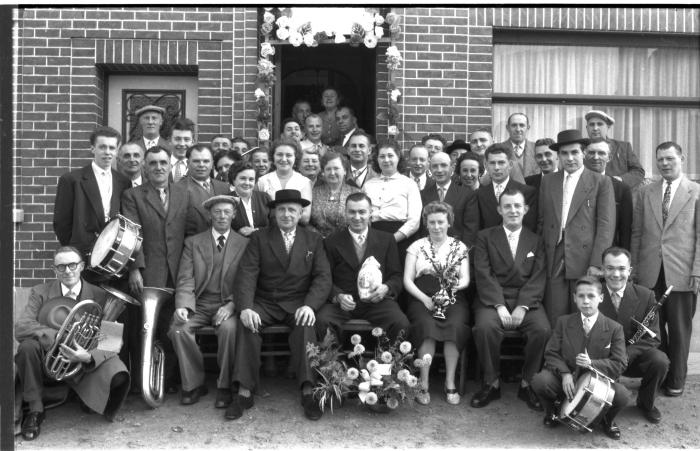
[269, 228, 290, 267]
[109, 169, 124, 218]
[144, 184, 167, 218]
[617, 284, 637, 324]
[599, 287, 617, 320]
[550, 171, 564, 227]
[338, 229, 360, 268]
[80, 166, 106, 222]
[494, 227, 514, 264]
[665, 177, 692, 229]
[566, 170, 593, 227]
[289, 227, 308, 267]
[514, 228, 534, 266]
[168, 182, 187, 220]
[196, 234, 214, 286]
[649, 180, 664, 229]
[222, 232, 244, 281]
[566, 314, 587, 355]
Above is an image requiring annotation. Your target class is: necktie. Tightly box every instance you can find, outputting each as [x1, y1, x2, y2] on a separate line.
[414, 176, 421, 187]
[203, 180, 211, 194]
[438, 187, 445, 202]
[611, 292, 621, 312]
[662, 182, 671, 225]
[357, 233, 365, 245]
[132, 179, 140, 188]
[582, 317, 592, 335]
[494, 183, 503, 200]
[515, 145, 522, 157]
[175, 161, 183, 181]
[507, 232, 517, 259]
[158, 188, 168, 211]
[66, 290, 77, 300]
[217, 235, 225, 252]
[283, 231, 294, 254]
[560, 174, 573, 240]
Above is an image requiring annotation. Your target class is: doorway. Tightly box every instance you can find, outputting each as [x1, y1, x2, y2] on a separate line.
[277, 44, 377, 138]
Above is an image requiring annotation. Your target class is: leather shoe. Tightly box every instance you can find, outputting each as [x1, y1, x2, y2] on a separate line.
[517, 385, 543, 411]
[224, 394, 254, 420]
[215, 388, 233, 409]
[664, 386, 683, 397]
[602, 418, 621, 440]
[637, 403, 662, 423]
[180, 385, 208, 405]
[543, 412, 559, 428]
[301, 394, 323, 421]
[470, 384, 501, 408]
[21, 411, 45, 441]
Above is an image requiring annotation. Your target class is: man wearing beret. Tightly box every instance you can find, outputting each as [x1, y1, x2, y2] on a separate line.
[169, 195, 248, 413]
[131, 104, 170, 153]
[585, 110, 645, 188]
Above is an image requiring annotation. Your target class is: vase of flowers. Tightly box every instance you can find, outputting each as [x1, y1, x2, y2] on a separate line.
[420, 239, 468, 320]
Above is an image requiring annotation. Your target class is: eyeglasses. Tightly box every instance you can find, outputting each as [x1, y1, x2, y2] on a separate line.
[53, 261, 82, 272]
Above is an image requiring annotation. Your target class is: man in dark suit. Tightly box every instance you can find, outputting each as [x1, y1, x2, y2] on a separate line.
[53, 126, 131, 284]
[498, 112, 539, 183]
[584, 140, 633, 249]
[585, 110, 645, 188]
[121, 145, 190, 392]
[463, 143, 537, 248]
[524, 138, 557, 191]
[15, 246, 130, 440]
[169, 195, 248, 413]
[179, 143, 231, 237]
[420, 152, 470, 240]
[600, 247, 669, 423]
[227, 189, 332, 421]
[117, 142, 145, 188]
[531, 276, 631, 440]
[405, 144, 434, 191]
[631, 141, 700, 397]
[130, 104, 170, 153]
[316, 192, 408, 340]
[346, 132, 379, 189]
[537, 130, 615, 326]
[471, 188, 551, 410]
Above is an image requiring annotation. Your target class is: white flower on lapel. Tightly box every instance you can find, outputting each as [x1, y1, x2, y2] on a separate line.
[604, 343, 611, 349]
[306, 250, 314, 261]
[526, 251, 535, 258]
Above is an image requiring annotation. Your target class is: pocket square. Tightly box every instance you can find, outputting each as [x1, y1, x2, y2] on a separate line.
[526, 251, 535, 258]
[604, 343, 611, 349]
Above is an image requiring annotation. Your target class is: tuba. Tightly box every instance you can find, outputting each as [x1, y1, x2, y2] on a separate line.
[140, 286, 173, 408]
[43, 287, 140, 381]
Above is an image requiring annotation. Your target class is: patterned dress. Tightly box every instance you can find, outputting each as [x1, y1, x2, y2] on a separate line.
[309, 182, 360, 238]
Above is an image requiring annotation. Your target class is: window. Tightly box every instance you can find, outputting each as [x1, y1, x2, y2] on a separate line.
[493, 32, 700, 179]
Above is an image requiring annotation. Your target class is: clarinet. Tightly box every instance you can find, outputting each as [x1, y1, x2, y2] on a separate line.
[628, 285, 673, 345]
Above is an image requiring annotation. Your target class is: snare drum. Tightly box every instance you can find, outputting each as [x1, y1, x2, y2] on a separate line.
[89, 214, 143, 277]
[558, 369, 615, 432]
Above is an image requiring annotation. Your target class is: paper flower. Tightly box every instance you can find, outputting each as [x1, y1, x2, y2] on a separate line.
[371, 327, 383, 337]
[261, 22, 273, 35]
[386, 397, 399, 409]
[374, 14, 385, 26]
[387, 125, 399, 136]
[381, 351, 393, 363]
[366, 359, 378, 372]
[390, 89, 402, 102]
[254, 88, 266, 99]
[276, 27, 290, 41]
[406, 375, 418, 387]
[413, 358, 425, 368]
[276, 15, 290, 28]
[360, 369, 370, 381]
[397, 368, 410, 381]
[353, 343, 365, 355]
[346, 367, 359, 380]
[350, 334, 362, 345]
[422, 354, 433, 366]
[258, 128, 270, 141]
[289, 32, 303, 47]
[303, 33, 315, 47]
[374, 26, 384, 39]
[365, 391, 378, 405]
[399, 341, 411, 354]
[364, 35, 378, 49]
[263, 11, 275, 24]
[260, 42, 275, 58]
[385, 12, 398, 25]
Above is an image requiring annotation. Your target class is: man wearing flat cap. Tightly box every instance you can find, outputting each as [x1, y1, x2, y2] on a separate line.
[585, 110, 645, 188]
[227, 189, 332, 421]
[169, 195, 248, 413]
[131, 104, 170, 153]
[537, 129, 615, 326]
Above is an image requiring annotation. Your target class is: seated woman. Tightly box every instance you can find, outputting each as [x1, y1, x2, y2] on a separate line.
[363, 140, 422, 260]
[248, 146, 271, 178]
[403, 201, 470, 406]
[228, 161, 271, 237]
[298, 147, 322, 187]
[309, 151, 360, 238]
[257, 138, 312, 224]
[456, 151, 484, 192]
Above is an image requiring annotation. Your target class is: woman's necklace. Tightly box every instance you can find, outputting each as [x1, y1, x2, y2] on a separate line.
[328, 184, 343, 201]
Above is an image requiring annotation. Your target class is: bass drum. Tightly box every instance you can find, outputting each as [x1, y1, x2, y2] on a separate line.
[89, 214, 143, 277]
[558, 369, 615, 432]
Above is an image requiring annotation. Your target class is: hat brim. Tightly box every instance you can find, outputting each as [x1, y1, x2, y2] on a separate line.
[267, 198, 311, 209]
[37, 296, 78, 330]
[549, 138, 590, 151]
[202, 195, 239, 210]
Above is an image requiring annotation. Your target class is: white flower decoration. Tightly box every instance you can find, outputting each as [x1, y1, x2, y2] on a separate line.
[303, 33, 315, 47]
[263, 12, 275, 24]
[374, 26, 384, 39]
[374, 14, 385, 26]
[387, 125, 399, 136]
[289, 32, 303, 47]
[276, 28, 290, 41]
[364, 35, 378, 49]
[390, 89, 401, 102]
[254, 88, 266, 99]
[399, 341, 411, 354]
[258, 128, 270, 141]
[350, 334, 362, 345]
[260, 42, 275, 58]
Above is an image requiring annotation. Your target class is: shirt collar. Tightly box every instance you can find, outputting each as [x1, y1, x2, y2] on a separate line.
[565, 166, 585, 180]
[132, 174, 143, 186]
[581, 311, 599, 327]
[503, 225, 522, 237]
[607, 285, 626, 299]
[61, 280, 82, 297]
[280, 227, 296, 237]
[664, 177, 681, 190]
[171, 155, 187, 165]
[348, 227, 369, 241]
[212, 228, 231, 241]
[91, 161, 111, 177]
[194, 177, 212, 188]
[493, 177, 509, 188]
[437, 180, 451, 191]
[382, 172, 400, 180]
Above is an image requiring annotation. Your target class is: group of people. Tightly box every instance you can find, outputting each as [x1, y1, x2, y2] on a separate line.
[14, 101, 698, 444]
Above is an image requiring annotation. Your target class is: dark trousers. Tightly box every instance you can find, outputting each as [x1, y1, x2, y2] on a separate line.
[15, 339, 48, 412]
[531, 367, 631, 422]
[315, 299, 410, 341]
[544, 241, 576, 326]
[624, 348, 669, 410]
[472, 306, 551, 384]
[232, 300, 317, 393]
[654, 267, 697, 389]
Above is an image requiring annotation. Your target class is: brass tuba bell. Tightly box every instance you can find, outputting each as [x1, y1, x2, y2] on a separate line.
[139, 286, 173, 408]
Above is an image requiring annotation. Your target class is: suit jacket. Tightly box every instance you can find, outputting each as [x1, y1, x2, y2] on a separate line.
[324, 228, 402, 303]
[121, 181, 189, 287]
[174, 229, 249, 311]
[599, 283, 661, 363]
[53, 164, 131, 257]
[631, 176, 700, 291]
[179, 176, 232, 237]
[474, 225, 546, 310]
[463, 179, 537, 248]
[230, 190, 272, 232]
[537, 169, 615, 278]
[234, 225, 332, 314]
[611, 176, 633, 250]
[498, 139, 539, 183]
[605, 138, 645, 188]
[524, 172, 544, 191]
[346, 166, 380, 189]
[419, 182, 470, 239]
[544, 312, 628, 380]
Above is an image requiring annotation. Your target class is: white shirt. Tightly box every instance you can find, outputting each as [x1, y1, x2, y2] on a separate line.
[143, 136, 159, 150]
[492, 176, 510, 200]
[350, 164, 369, 187]
[132, 174, 143, 187]
[61, 281, 82, 299]
[561, 166, 584, 229]
[348, 227, 369, 246]
[194, 177, 213, 192]
[341, 127, 357, 147]
[91, 161, 113, 222]
[607, 285, 625, 310]
[363, 172, 422, 238]
[503, 225, 522, 257]
[257, 171, 313, 204]
[171, 156, 188, 179]
[240, 196, 255, 228]
[662, 177, 682, 206]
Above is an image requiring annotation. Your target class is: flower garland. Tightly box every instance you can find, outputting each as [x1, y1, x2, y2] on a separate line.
[256, 7, 404, 144]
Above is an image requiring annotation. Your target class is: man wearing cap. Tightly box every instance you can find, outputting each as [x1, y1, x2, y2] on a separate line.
[537, 130, 615, 325]
[498, 113, 539, 184]
[585, 110, 645, 188]
[53, 126, 132, 284]
[179, 143, 231, 237]
[15, 246, 130, 440]
[169, 118, 196, 183]
[132, 104, 169, 152]
[227, 189, 332, 421]
[169, 195, 248, 412]
[524, 138, 558, 191]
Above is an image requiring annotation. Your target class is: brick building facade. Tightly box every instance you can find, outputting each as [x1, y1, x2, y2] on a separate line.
[12, 7, 699, 286]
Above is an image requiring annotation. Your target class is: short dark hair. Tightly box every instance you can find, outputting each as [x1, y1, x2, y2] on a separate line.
[421, 201, 454, 227]
[320, 151, 350, 173]
[485, 143, 514, 161]
[534, 138, 555, 148]
[574, 276, 603, 294]
[498, 187, 525, 206]
[336, 103, 356, 119]
[371, 140, 405, 174]
[456, 151, 484, 176]
[186, 143, 213, 160]
[421, 133, 447, 147]
[507, 112, 529, 126]
[655, 141, 683, 156]
[228, 161, 258, 184]
[408, 144, 428, 157]
[602, 246, 631, 265]
[171, 117, 196, 135]
[270, 138, 301, 164]
[280, 117, 301, 133]
[345, 191, 372, 207]
[347, 130, 374, 147]
[90, 126, 122, 146]
[145, 144, 171, 159]
[232, 136, 249, 147]
[470, 128, 492, 138]
[214, 148, 242, 168]
[211, 134, 232, 144]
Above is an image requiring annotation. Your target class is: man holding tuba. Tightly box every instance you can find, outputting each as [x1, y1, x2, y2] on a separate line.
[14, 246, 130, 441]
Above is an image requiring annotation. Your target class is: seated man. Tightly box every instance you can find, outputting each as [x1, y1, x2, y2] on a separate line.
[168, 195, 249, 413]
[316, 192, 409, 340]
[531, 276, 630, 440]
[472, 188, 551, 410]
[227, 189, 332, 421]
[600, 247, 669, 423]
[14, 246, 130, 440]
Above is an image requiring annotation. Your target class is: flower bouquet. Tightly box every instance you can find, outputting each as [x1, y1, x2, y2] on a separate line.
[420, 239, 468, 320]
[306, 329, 353, 413]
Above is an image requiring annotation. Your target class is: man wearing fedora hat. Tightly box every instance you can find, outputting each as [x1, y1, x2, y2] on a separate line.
[585, 110, 645, 188]
[131, 104, 170, 153]
[227, 189, 332, 421]
[537, 129, 615, 325]
[169, 195, 248, 412]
